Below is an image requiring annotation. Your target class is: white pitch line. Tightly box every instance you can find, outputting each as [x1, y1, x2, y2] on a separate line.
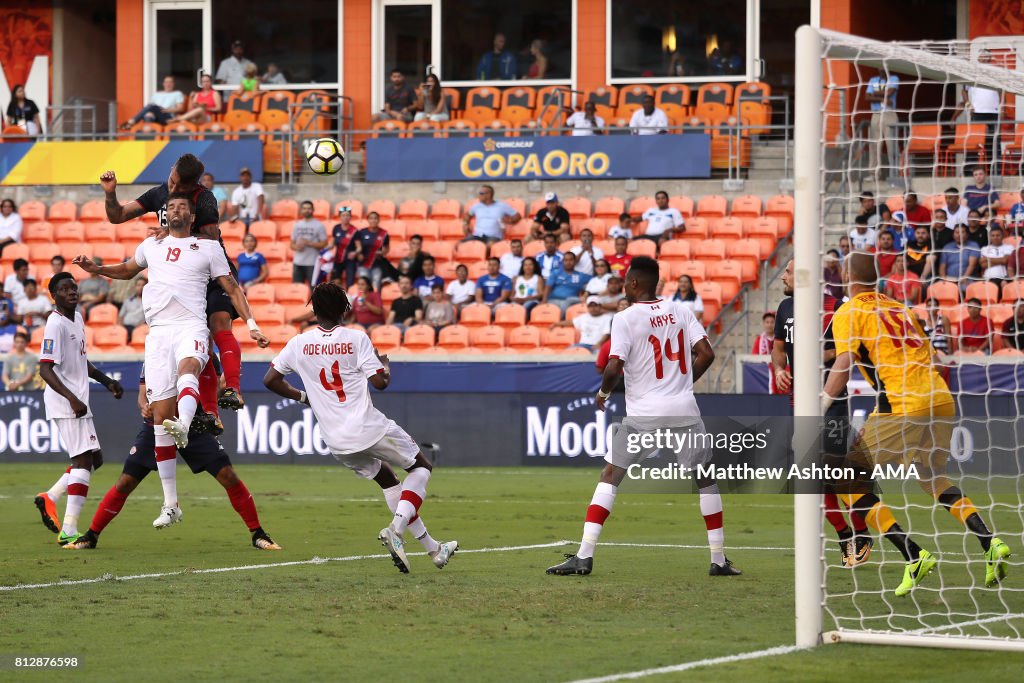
[562, 644, 804, 683]
[601, 542, 794, 551]
[0, 540, 573, 593]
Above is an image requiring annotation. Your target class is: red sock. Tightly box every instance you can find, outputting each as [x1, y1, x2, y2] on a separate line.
[198, 360, 219, 417]
[848, 508, 868, 533]
[90, 487, 129, 534]
[214, 330, 242, 392]
[226, 481, 261, 531]
[823, 492, 849, 534]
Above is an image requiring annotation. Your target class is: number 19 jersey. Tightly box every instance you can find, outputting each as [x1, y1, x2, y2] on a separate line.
[608, 299, 708, 417]
[133, 235, 231, 328]
[270, 326, 390, 454]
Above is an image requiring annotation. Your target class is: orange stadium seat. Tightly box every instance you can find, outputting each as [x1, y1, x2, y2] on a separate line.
[93, 243, 127, 264]
[765, 195, 794, 235]
[19, 200, 46, 222]
[22, 221, 53, 244]
[87, 303, 119, 325]
[438, 325, 470, 351]
[694, 239, 727, 262]
[902, 124, 943, 172]
[656, 84, 691, 121]
[402, 325, 436, 351]
[198, 121, 236, 140]
[129, 325, 148, 350]
[454, 240, 487, 263]
[227, 91, 260, 113]
[470, 325, 505, 351]
[565, 303, 587, 322]
[269, 199, 299, 221]
[84, 222, 117, 242]
[248, 220, 277, 242]
[678, 217, 709, 241]
[927, 280, 960, 307]
[696, 195, 728, 218]
[442, 120, 480, 138]
[370, 325, 402, 352]
[729, 195, 763, 218]
[696, 281, 724, 319]
[668, 196, 694, 218]
[246, 283, 276, 304]
[93, 327, 129, 352]
[397, 199, 428, 220]
[48, 200, 77, 223]
[252, 303, 286, 326]
[728, 240, 762, 284]
[407, 120, 439, 138]
[628, 196, 656, 216]
[77, 200, 107, 223]
[309, 199, 331, 221]
[468, 262, 489, 280]
[165, 121, 199, 139]
[265, 262, 291, 285]
[55, 221, 86, 242]
[586, 86, 617, 121]
[277, 283, 310, 304]
[218, 220, 245, 243]
[541, 327, 578, 350]
[616, 84, 654, 119]
[367, 200, 396, 221]
[413, 220, 441, 241]
[965, 281, 999, 306]
[528, 303, 561, 327]
[1000, 280, 1024, 303]
[593, 197, 625, 221]
[380, 219, 406, 240]
[458, 303, 492, 328]
[428, 241, 455, 263]
[942, 124, 988, 174]
[372, 120, 406, 137]
[28, 243, 54, 262]
[659, 240, 691, 263]
[494, 304, 527, 331]
[697, 83, 734, 108]
[483, 119, 516, 137]
[380, 282, 401, 306]
[507, 325, 541, 352]
[711, 216, 744, 243]
[433, 219, 462, 242]
[441, 88, 461, 115]
[626, 240, 656, 258]
[988, 303, 1014, 327]
[128, 121, 165, 140]
[335, 200, 365, 221]
[430, 199, 461, 220]
[115, 221, 148, 242]
[671, 261, 706, 283]
[562, 197, 592, 221]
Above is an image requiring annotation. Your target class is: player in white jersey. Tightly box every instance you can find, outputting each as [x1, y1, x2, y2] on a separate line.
[263, 282, 458, 573]
[36, 273, 124, 546]
[74, 194, 268, 529]
[547, 256, 741, 577]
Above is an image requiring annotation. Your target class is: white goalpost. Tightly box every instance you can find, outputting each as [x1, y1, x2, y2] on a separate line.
[794, 25, 1024, 652]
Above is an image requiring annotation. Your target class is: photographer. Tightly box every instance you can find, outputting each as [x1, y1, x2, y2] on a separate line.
[412, 74, 449, 122]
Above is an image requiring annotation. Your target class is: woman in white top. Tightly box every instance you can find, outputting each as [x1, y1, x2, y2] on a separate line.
[0, 199, 23, 257]
[514, 257, 545, 317]
[413, 74, 450, 122]
[585, 259, 612, 296]
[671, 274, 705, 325]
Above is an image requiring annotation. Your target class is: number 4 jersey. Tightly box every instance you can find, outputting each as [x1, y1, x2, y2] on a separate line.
[270, 326, 390, 454]
[608, 298, 708, 417]
[133, 235, 231, 328]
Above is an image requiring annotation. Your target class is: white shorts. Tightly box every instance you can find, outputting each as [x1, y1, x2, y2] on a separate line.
[144, 324, 210, 402]
[605, 416, 713, 470]
[332, 420, 420, 479]
[54, 417, 100, 458]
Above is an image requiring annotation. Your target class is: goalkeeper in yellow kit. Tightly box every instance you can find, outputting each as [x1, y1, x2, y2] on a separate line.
[823, 252, 1011, 596]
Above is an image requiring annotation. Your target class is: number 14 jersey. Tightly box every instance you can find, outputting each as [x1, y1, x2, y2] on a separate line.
[608, 299, 708, 417]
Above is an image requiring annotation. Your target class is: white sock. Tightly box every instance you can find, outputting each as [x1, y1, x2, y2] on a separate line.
[391, 467, 430, 535]
[154, 425, 178, 507]
[578, 482, 617, 560]
[47, 467, 70, 503]
[176, 374, 201, 432]
[382, 483, 438, 552]
[699, 483, 726, 566]
[62, 467, 91, 535]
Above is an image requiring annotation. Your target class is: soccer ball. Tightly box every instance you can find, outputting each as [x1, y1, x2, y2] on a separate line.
[304, 137, 345, 176]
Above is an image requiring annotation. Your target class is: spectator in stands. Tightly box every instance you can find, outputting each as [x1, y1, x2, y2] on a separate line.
[543, 251, 590, 313]
[39, 255, 64, 298]
[353, 211, 396, 290]
[965, 209, 988, 248]
[929, 212, 953, 251]
[171, 73, 222, 125]
[387, 276, 424, 330]
[1007, 184, 1024, 236]
[606, 236, 633, 278]
[3, 258, 30, 307]
[499, 239, 524, 279]
[598, 275, 625, 313]
[858, 192, 890, 229]
[0, 281, 21, 349]
[980, 224, 1014, 291]
[639, 191, 685, 245]
[884, 254, 922, 305]
[671, 274, 705, 325]
[530, 193, 571, 243]
[865, 71, 899, 179]
[919, 298, 951, 355]
[752, 312, 775, 354]
[424, 283, 456, 334]
[536, 233, 565, 280]
[902, 193, 931, 233]
[475, 258, 513, 314]
[943, 187, 969, 230]
[464, 185, 520, 244]
[1002, 300, 1024, 350]
[229, 168, 265, 229]
[374, 68, 418, 123]
[290, 201, 328, 284]
[963, 166, 999, 222]
[838, 235, 851, 262]
[235, 63, 261, 97]
[236, 234, 269, 289]
[477, 33, 517, 81]
[960, 298, 993, 353]
[550, 296, 612, 352]
[849, 215, 877, 251]
[201, 173, 230, 220]
[6, 84, 42, 135]
[445, 264, 476, 310]
[399, 234, 430, 281]
[120, 75, 184, 128]
[513, 257, 544, 317]
[875, 230, 898, 278]
[16, 279, 51, 335]
[414, 256, 443, 299]
[823, 250, 843, 299]
[412, 73, 450, 122]
[585, 259, 612, 296]
[608, 213, 634, 240]
[331, 207, 361, 287]
[350, 276, 385, 329]
[119, 277, 147, 339]
[215, 40, 255, 85]
[77, 257, 110, 311]
[262, 63, 287, 85]
[525, 39, 549, 79]
[939, 225, 980, 292]
[629, 95, 668, 135]
[905, 226, 934, 282]
[2, 331, 39, 391]
[571, 229, 604, 276]
[0, 198, 22, 256]
[955, 68, 1002, 166]
[565, 101, 605, 136]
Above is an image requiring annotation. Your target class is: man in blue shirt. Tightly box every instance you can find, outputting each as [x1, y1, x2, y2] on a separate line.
[963, 166, 1000, 222]
[543, 251, 591, 314]
[866, 73, 899, 179]
[939, 225, 980, 292]
[535, 233, 564, 280]
[477, 33, 517, 81]
[413, 256, 444, 299]
[475, 257, 513, 316]
[463, 185, 520, 244]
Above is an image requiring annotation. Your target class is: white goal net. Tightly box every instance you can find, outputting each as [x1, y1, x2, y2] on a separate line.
[793, 26, 1024, 652]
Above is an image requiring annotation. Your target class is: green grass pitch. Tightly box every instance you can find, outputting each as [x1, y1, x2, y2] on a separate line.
[2, 463, 1022, 682]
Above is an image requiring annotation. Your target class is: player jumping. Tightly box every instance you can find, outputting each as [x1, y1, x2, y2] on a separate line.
[263, 282, 457, 574]
[73, 194, 268, 530]
[771, 259, 872, 568]
[37, 273, 124, 546]
[547, 257, 741, 577]
[823, 252, 1011, 596]
[100, 157, 245, 416]
[65, 376, 280, 551]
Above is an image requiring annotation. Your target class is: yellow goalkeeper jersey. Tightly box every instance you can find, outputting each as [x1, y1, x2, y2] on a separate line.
[831, 291, 953, 414]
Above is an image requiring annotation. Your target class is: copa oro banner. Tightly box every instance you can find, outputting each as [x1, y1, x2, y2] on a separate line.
[365, 134, 711, 182]
[0, 140, 264, 185]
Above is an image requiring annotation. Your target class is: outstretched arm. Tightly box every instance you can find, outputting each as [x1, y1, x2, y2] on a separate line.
[73, 255, 144, 280]
[100, 171, 147, 224]
[263, 367, 308, 403]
